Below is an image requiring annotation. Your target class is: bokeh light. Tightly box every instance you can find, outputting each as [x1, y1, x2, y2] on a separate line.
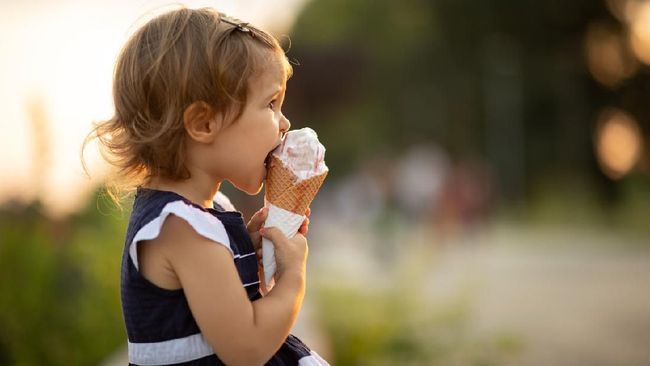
[595, 108, 643, 179]
[584, 22, 637, 87]
[605, 0, 628, 21]
[629, 0, 650, 64]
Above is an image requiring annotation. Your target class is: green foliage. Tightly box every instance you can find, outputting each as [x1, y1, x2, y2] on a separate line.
[508, 171, 650, 239]
[0, 191, 129, 365]
[614, 174, 650, 237]
[313, 281, 522, 365]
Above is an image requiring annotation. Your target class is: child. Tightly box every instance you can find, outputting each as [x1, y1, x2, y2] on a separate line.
[85, 7, 328, 365]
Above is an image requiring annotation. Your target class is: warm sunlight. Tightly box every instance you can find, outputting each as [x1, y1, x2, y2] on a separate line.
[0, 0, 310, 216]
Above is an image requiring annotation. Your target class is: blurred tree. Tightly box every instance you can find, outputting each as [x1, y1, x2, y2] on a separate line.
[286, 0, 649, 205]
[0, 191, 127, 365]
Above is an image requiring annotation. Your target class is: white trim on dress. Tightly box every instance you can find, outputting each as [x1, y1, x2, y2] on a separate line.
[129, 200, 233, 270]
[128, 332, 330, 365]
[128, 333, 214, 365]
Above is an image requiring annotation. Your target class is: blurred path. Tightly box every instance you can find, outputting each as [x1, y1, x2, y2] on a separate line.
[422, 224, 650, 366]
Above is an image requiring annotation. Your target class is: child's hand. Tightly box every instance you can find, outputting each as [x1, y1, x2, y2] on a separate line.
[246, 207, 269, 253]
[298, 207, 311, 235]
[247, 207, 311, 294]
[259, 227, 308, 280]
[247, 207, 311, 260]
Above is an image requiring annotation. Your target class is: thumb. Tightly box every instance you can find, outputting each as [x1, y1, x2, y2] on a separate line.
[247, 207, 268, 232]
[260, 226, 287, 244]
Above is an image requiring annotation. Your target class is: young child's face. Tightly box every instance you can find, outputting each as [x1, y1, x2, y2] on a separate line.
[212, 54, 290, 195]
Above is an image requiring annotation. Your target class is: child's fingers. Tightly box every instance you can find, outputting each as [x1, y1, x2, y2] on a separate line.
[259, 227, 288, 244]
[298, 218, 310, 235]
[256, 249, 263, 265]
[298, 209, 311, 235]
[249, 231, 262, 251]
[246, 207, 268, 232]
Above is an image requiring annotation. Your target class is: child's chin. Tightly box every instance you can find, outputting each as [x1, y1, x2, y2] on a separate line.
[249, 184, 264, 196]
[238, 180, 264, 196]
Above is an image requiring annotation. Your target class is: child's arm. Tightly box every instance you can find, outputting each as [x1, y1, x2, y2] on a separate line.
[148, 215, 307, 365]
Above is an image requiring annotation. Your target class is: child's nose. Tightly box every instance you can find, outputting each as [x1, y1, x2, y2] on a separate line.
[280, 114, 291, 133]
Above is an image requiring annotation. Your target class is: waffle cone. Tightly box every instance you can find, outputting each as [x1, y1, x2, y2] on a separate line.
[265, 155, 328, 215]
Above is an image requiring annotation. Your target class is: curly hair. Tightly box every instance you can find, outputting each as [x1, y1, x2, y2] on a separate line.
[82, 6, 292, 203]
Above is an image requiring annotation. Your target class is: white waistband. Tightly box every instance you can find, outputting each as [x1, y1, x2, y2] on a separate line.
[128, 333, 213, 365]
[128, 332, 330, 365]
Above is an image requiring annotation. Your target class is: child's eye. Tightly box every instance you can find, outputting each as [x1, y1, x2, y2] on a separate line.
[268, 100, 276, 110]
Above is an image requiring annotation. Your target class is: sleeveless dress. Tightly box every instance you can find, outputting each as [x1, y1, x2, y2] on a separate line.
[120, 187, 328, 365]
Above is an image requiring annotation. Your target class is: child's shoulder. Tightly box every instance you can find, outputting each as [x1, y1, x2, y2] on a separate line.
[128, 188, 235, 269]
[136, 212, 233, 288]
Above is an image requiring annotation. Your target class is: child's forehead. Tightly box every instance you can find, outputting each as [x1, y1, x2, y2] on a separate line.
[251, 57, 288, 94]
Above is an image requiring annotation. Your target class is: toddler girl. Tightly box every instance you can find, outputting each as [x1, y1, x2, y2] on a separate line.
[85, 7, 328, 365]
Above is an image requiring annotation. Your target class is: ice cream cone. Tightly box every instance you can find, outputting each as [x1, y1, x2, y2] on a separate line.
[261, 128, 328, 293]
[266, 155, 328, 215]
[262, 156, 327, 292]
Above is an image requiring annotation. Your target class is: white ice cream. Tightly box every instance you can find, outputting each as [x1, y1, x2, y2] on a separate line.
[272, 127, 328, 180]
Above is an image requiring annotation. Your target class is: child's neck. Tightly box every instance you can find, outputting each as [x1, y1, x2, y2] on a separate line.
[145, 176, 221, 209]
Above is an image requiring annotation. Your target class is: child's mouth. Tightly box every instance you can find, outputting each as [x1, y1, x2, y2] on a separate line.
[264, 143, 281, 168]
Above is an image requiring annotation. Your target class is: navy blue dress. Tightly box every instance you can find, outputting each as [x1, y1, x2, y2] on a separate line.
[120, 187, 328, 365]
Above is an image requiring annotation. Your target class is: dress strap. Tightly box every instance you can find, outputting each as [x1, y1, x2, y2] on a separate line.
[214, 191, 237, 211]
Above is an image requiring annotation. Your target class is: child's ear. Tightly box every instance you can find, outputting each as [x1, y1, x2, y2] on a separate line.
[183, 101, 222, 143]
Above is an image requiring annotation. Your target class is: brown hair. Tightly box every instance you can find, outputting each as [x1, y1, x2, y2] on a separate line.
[83, 6, 292, 203]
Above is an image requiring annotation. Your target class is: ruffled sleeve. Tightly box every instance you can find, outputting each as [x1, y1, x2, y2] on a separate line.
[128, 200, 233, 270]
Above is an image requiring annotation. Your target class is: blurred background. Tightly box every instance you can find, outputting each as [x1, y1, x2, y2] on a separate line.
[1, 0, 649, 364]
